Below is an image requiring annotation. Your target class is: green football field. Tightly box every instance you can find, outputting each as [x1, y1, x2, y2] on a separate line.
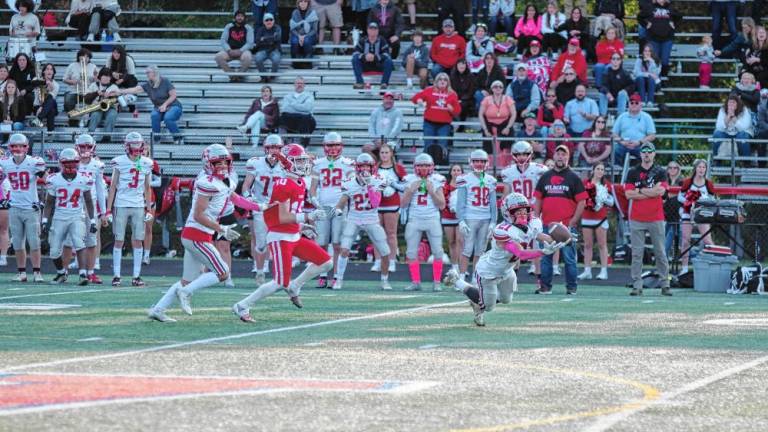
[1, 276, 768, 431]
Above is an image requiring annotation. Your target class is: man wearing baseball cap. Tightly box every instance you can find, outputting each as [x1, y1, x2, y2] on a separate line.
[368, 91, 404, 144]
[623, 142, 672, 296]
[506, 63, 541, 121]
[551, 38, 588, 85]
[351, 21, 394, 89]
[430, 18, 467, 77]
[215, 10, 254, 82]
[611, 93, 657, 164]
[533, 144, 588, 295]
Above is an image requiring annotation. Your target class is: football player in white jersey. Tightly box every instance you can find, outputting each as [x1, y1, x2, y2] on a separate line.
[401, 153, 446, 291]
[445, 193, 568, 326]
[0, 174, 10, 266]
[42, 148, 97, 285]
[310, 132, 354, 289]
[456, 149, 497, 280]
[0, 134, 47, 282]
[105, 132, 154, 287]
[148, 144, 241, 322]
[241, 134, 285, 284]
[500, 141, 549, 278]
[331, 153, 391, 290]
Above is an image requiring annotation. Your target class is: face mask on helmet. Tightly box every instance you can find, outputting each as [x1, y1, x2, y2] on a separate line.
[126, 141, 144, 158]
[61, 160, 80, 175]
[76, 143, 95, 158]
[9, 143, 27, 157]
[323, 143, 342, 158]
[265, 144, 282, 159]
[356, 162, 374, 182]
[513, 152, 532, 167]
[512, 207, 530, 227]
[415, 163, 433, 178]
[208, 158, 230, 178]
[471, 158, 488, 173]
[290, 155, 312, 176]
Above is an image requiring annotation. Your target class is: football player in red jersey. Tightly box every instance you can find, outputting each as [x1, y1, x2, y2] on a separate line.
[232, 143, 332, 323]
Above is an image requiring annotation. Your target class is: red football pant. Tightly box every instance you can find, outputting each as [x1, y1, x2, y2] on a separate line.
[270, 237, 330, 287]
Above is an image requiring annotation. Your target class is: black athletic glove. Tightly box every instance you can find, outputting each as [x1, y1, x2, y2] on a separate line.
[40, 219, 49, 235]
[0, 199, 9, 209]
[90, 222, 98, 234]
[31, 202, 43, 211]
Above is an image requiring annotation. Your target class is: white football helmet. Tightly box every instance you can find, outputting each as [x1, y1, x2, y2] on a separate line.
[501, 192, 531, 226]
[8, 133, 29, 157]
[124, 131, 145, 159]
[511, 141, 533, 168]
[202, 144, 232, 179]
[469, 149, 489, 173]
[59, 147, 80, 175]
[322, 131, 343, 158]
[414, 153, 434, 178]
[355, 153, 376, 184]
[263, 134, 284, 159]
[75, 133, 96, 158]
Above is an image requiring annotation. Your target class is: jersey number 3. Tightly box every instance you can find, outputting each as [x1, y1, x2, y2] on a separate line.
[127, 168, 141, 189]
[470, 186, 490, 206]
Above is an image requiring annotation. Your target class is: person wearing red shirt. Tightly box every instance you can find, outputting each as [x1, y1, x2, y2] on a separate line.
[411, 72, 461, 162]
[623, 142, 671, 296]
[593, 26, 624, 88]
[578, 162, 614, 281]
[429, 19, 467, 77]
[533, 144, 587, 295]
[550, 38, 588, 86]
[544, 119, 575, 160]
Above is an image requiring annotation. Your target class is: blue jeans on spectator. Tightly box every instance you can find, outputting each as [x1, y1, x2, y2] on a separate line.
[431, 63, 449, 78]
[151, 104, 183, 138]
[87, 107, 118, 137]
[290, 34, 316, 58]
[251, 0, 278, 32]
[423, 120, 452, 154]
[540, 225, 578, 292]
[598, 89, 628, 116]
[613, 142, 642, 165]
[489, 14, 514, 36]
[665, 222, 680, 258]
[254, 49, 282, 74]
[711, 1, 739, 48]
[352, 53, 393, 85]
[635, 77, 657, 103]
[471, 0, 489, 25]
[712, 130, 751, 157]
[593, 63, 609, 89]
[649, 39, 673, 74]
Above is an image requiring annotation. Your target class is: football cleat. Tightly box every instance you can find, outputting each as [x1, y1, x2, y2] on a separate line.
[13, 272, 27, 282]
[232, 303, 256, 323]
[290, 295, 303, 309]
[254, 272, 265, 285]
[89, 274, 103, 284]
[316, 276, 328, 289]
[112, 276, 121, 287]
[404, 283, 422, 291]
[142, 255, 151, 265]
[442, 269, 460, 287]
[629, 288, 643, 296]
[51, 272, 68, 285]
[534, 287, 552, 295]
[132, 277, 145, 287]
[381, 280, 392, 290]
[78, 274, 89, 286]
[330, 278, 341, 290]
[473, 311, 486, 327]
[433, 282, 442, 292]
[577, 269, 593, 280]
[370, 260, 381, 272]
[388, 260, 396, 273]
[148, 308, 176, 323]
[33, 273, 44, 283]
[176, 288, 192, 315]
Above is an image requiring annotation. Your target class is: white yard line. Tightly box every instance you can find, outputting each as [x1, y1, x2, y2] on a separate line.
[582, 353, 768, 432]
[0, 287, 131, 301]
[1, 300, 466, 372]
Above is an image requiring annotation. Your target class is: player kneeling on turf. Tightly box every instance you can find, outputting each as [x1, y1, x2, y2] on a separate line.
[444, 193, 569, 326]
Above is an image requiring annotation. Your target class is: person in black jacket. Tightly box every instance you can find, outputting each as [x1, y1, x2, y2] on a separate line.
[450, 59, 476, 128]
[639, 0, 682, 77]
[253, 13, 282, 83]
[556, 7, 593, 61]
[554, 70, 582, 106]
[593, 0, 625, 39]
[367, 0, 405, 60]
[8, 53, 35, 115]
[351, 22, 394, 89]
[742, 26, 768, 89]
[597, 54, 634, 116]
[732, 71, 760, 113]
[473, 53, 506, 111]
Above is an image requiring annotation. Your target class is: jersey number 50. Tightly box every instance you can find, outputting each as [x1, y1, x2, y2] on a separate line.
[7, 171, 30, 191]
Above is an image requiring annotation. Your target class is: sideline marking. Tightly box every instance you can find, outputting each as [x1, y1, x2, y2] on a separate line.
[703, 318, 768, 326]
[0, 287, 131, 301]
[1, 300, 467, 372]
[583, 353, 768, 432]
[0, 303, 81, 310]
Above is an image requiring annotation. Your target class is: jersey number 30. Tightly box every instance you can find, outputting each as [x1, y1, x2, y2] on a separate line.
[470, 186, 490, 206]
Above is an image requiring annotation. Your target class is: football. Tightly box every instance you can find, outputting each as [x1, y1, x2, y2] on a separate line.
[548, 222, 572, 243]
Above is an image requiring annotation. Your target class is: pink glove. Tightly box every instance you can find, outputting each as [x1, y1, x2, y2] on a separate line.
[367, 186, 382, 209]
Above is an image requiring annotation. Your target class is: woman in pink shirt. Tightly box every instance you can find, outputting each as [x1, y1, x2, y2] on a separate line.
[514, 4, 543, 55]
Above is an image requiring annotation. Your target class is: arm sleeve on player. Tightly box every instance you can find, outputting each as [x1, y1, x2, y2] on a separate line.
[503, 240, 544, 260]
[230, 192, 262, 211]
[95, 173, 106, 215]
[489, 187, 498, 224]
[456, 185, 467, 221]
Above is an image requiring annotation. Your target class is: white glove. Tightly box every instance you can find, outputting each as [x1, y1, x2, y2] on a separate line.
[382, 186, 396, 198]
[458, 220, 471, 236]
[219, 224, 241, 241]
[333, 208, 344, 218]
[144, 212, 154, 222]
[309, 208, 327, 222]
[541, 240, 567, 255]
[300, 223, 318, 239]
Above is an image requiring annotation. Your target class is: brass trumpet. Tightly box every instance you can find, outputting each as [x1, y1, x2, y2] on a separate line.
[67, 97, 118, 119]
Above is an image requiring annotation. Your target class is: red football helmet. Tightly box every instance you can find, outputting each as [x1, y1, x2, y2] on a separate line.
[501, 192, 531, 226]
[8, 133, 29, 157]
[59, 148, 81, 176]
[124, 131, 145, 159]
[202, 144, 232, 179]
[413, 153, 434, 178]
[355, 153, 376, 183]
[511, 141, 533, 168]
[322, 131, 343, 158]
[75, 133, 96, 159]
[263, 134, 284, 159]
[277, 143, 312, 177]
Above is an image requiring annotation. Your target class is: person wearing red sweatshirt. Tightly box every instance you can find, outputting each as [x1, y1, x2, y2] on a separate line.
[550, 38, 588, 86]
[429, 18, 467, 78]
[411, 72, 461, 163]
[593, 26, 624, 88]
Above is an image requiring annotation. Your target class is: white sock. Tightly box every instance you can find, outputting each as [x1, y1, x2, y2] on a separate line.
[455, 279, 471, 291]
[112, 248, 122, 277]
[584, 266, 592, 272]
[133, 248, 143, 278]
[381, 274, 388, 281]
[87, 269, 94, 275]
[143, 250, 150, 259]
[451, 264, 459, 273]
[179, 272, 220, 295]
[290, 261, 333, 295]
[239, 280, 280, 307]
[95, 257, 100, 267]
[336, 256, 348, 280]
[154, 281, 181, 311]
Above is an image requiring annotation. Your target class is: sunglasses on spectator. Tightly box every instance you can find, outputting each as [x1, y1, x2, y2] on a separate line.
[565, 72, 575, 76]
[668, 165, 680, 170]
[596, 120, 606, 123]
[640, 149, 655, 153]
[546, 94, 556, 97]
[629, 101, 641, 105]
[611, 57, 621, 61]
[264, 18, 274, 21]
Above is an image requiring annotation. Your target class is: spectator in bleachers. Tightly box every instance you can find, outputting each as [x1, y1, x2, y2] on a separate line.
[215, 10, 254, 83]
[710, 0, 740, 49]
[351, 22, 394, 89]
[466, 23, 494, 73]
[550, 38, 587, 87]
[437, 0, 466, 37]
[612, 93, 657, 164]
[0, 80, 26, 131]
[411, 72, 460, 160]
[697, 36, 715, 88]
[563, 83, 597, 137]
[639, 0, 681, 77]
[86, 68, 119, 142]
[637, 0, 652, 52]
[488, 0, 516, 37]
[105, 45, 138, 102]
[663, 160, 683, 256]
[121, 66, 184, 145]
[593, 0, 625, 40]
[523, 40, 551, 94]
[545, 119, 574, 160]
[742, 26, 768, 88]
[579, 115, 611, 166]
[541, 1, 567, 57]
[732, 71, 760, 113]
[578, 162, 613, 280]
[518, 111, 542, 138]
[430, 19, 467, 78]
[556, 7, 591, 60]
[9, 53, 34, 114]
[313, 0, 342, 49]
[368, 91, 403, 143]
[598, 53, 633, 116]
[65, 0, 92, 41]
[473, 53, 506, 110]
[554, 66, 581, 105]
[755, 89, 768, 166]
[633, 44, 661, 107]
[401, 30, 429, 89]
[87, 0, 121, 42]
[9, 0, 39, 42]
[514, 4, 543, 55]
[450, 59, 477, 127]
[252, 0, 277, 32]
[351, 0, 377, 31]
[279, 76, 316, 146]
[0, 65, 8, 93]
[237, 85, 279, 146]
[714, 17, 755, 62]
[253, 13, 282, 83]
[32, 63, 57, 131]
[289, 0, 319, 66]
[470, 0, 488, 29]
[712, 94, 753, 158]
[368, 0, 404, 60]
[479, 80, 516, 153]
[63, 48, 97, 113]
[593, 26, 624, 89]
[506, 63, 541, 122]
[537, 88, 563, 136]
